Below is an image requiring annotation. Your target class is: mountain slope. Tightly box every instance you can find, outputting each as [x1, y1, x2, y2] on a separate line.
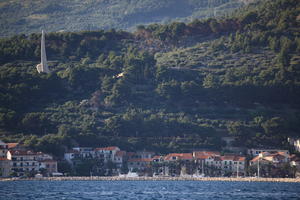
[0, 0, 299, 156]
[0, 0, 245, 37]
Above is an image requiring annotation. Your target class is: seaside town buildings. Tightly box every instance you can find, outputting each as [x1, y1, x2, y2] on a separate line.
[1, 138, 300, 178]
[63, 146, 292, 177]
[247, 148, 290, 157]
[0, 140, 58, 177]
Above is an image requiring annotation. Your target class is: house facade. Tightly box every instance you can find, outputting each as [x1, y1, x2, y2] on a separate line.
[39, 160, 58, 175]
[64, 150, 79, 164]
[72, 147, 95, 159]
[114, 151, 126, 168]
[95, 146, 120, 163]
[0, 140, 8, 158]
[127, 158, 152, 173]
[0, 158, 11, 177]
[7, 150, 39, 176]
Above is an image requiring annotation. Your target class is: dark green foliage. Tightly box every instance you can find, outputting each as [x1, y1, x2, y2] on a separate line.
[0, 0, 244, 37]
[0, 0, 300, 157]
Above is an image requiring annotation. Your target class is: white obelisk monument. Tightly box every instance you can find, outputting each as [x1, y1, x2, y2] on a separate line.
[36, 30, 50, 73]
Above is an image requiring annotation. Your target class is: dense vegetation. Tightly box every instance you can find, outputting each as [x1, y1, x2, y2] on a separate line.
[0, 0, 245, 37]
[0, 0, 300, 157]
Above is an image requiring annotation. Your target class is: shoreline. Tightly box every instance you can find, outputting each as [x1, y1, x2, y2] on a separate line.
[1, 176, 300, 183]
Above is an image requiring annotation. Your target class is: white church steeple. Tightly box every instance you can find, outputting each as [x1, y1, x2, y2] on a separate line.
[36, 30, 50, 73]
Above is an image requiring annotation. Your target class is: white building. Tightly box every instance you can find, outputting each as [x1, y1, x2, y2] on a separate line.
[39, 160, 58, 175]
[0, 140, 8, 158]
[64, 150, 79, 164]
[0, 158, 11, 177]
[114, 151, 126, 168]
[72, 147, 95, 159]
[7, 150, 39, 176]
[95, 146, 120, 163]
[250, 151, 290, 167]
[247, 148, 289, 157]
[127, 158, 152, 172]
[219, 155, 246, 175]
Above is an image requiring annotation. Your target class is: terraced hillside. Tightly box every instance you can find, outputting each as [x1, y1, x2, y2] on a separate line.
[0, 0, 245, 37]
[0, 0, 299, 156]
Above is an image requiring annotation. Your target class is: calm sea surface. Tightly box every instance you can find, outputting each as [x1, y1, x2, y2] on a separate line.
[0, 180, 300, 200]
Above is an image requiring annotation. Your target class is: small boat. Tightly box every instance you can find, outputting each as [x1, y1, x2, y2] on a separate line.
[126, 171, 139, 178]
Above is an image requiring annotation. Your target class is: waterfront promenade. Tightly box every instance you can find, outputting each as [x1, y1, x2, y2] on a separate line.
[1, 176, 300, 183]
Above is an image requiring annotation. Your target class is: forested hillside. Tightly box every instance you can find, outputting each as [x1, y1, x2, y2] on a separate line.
[0, 0, 245, 37]
[0, 0, 299, 157]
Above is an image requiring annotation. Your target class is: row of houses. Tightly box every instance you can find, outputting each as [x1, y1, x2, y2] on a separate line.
[64, 146, 248, 177]
[0, 140, 58, 177]
[64, 146, 300, 177]
[1, 137, 300, 178]
[248, 150, 300, 177]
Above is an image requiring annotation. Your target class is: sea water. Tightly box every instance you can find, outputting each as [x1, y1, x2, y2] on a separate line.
[0, 180, 299, 200]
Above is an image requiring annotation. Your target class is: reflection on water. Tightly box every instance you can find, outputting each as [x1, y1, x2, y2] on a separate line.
[1, 180, 300, 200]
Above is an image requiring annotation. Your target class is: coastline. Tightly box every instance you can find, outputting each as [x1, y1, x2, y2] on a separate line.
[1, 176, 300, 183]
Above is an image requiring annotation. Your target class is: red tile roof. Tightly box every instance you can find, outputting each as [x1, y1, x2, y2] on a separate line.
[9, 150, 37, 156]
[7, 143, 18, 149]
[95, 146, 119, 151]
[218, 155, 246, 161]
[250, 156, 260, 162]
[164, 153, 193, 161]
[268, 154, 286, 160]
[250, 153, 286, 163]
[193, 151, 220, 159]
[233, 156, 246, 161]
[221, 155, 236, 160]
[213, 157, 222, 161]
[115, 151, 126, 157]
